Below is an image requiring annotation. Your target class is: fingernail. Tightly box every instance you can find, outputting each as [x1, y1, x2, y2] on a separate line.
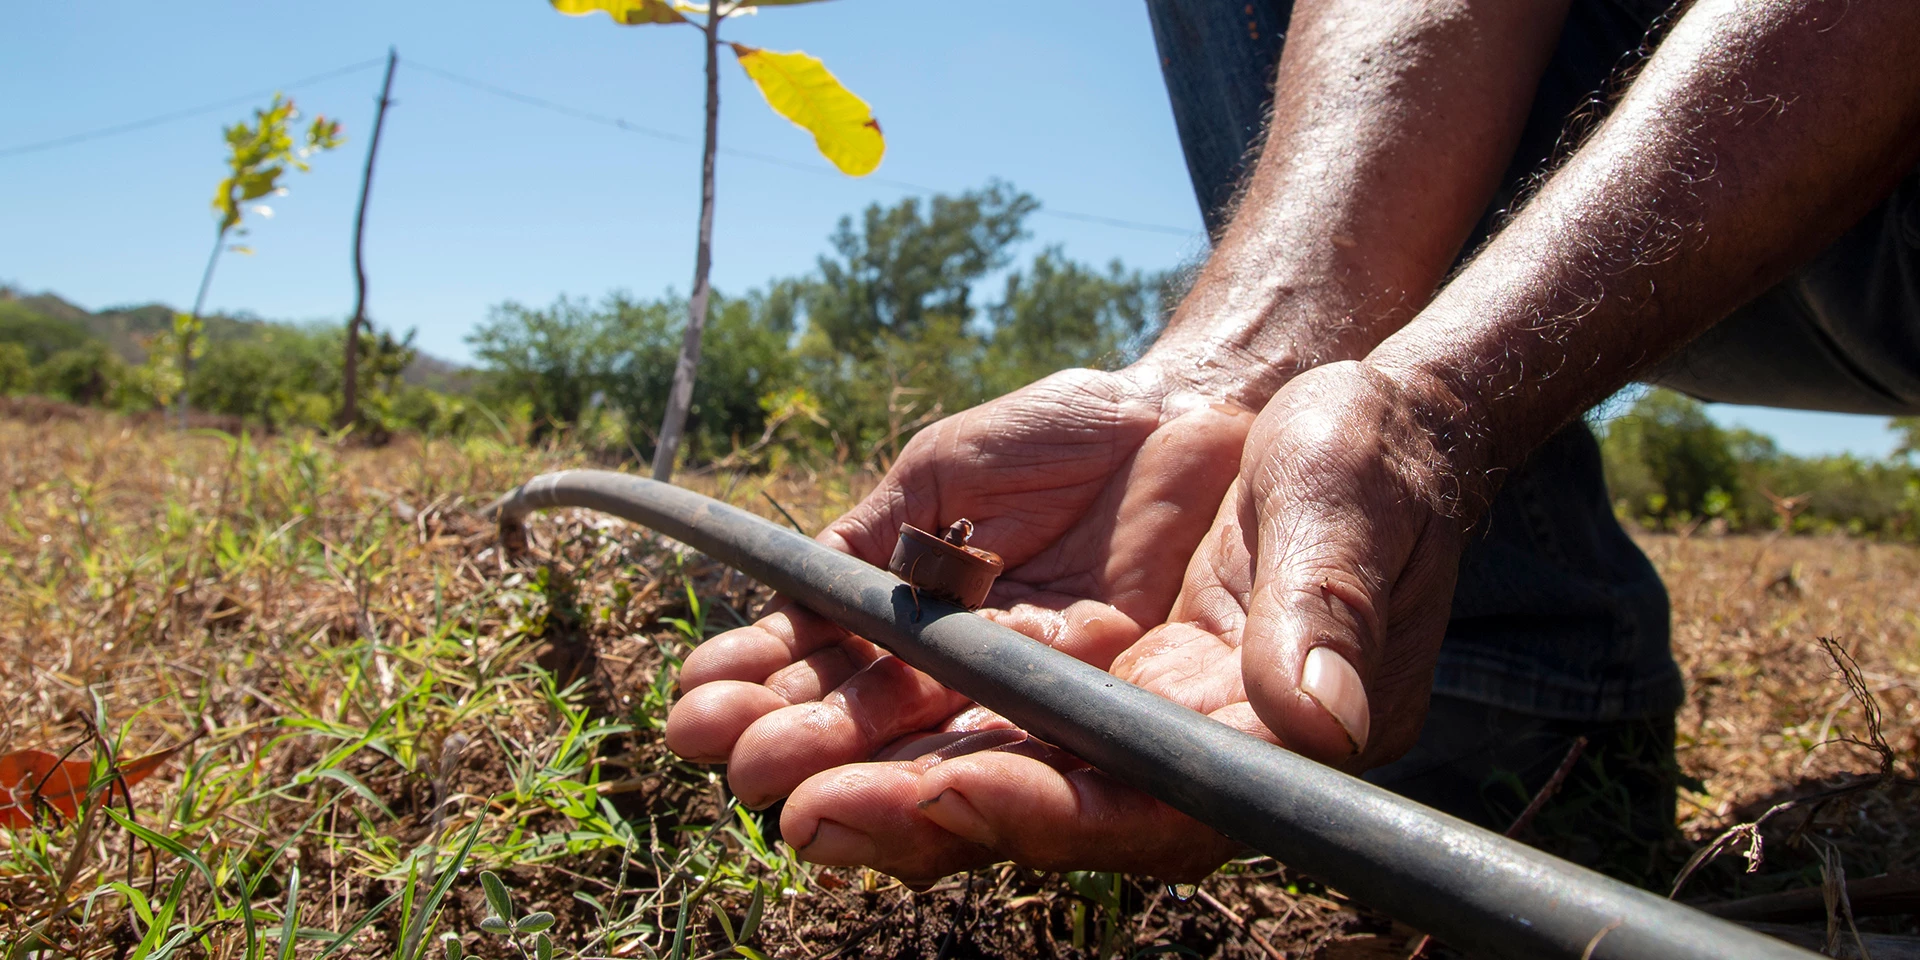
[917, 788, 994, 844]
[796, 820, 877, 866]
[1300, 647, 1370, 755]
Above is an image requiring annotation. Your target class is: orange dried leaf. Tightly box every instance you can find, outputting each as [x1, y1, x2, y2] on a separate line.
[0, 745, 186, 829]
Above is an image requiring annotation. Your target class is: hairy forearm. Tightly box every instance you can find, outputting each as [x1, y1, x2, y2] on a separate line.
[1370, 0, 1920, 497]
[1144, 0, 1569, 406]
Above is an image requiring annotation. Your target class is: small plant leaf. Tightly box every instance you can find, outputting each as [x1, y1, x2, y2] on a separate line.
[551, 0, 686, 24]
[731, 44, 884, 176]
[712, 903, 737, 944]
[480, 870, 514, 923]
[277, 866, 302, 960]
[514, 911, 555, 934]
[536, 933, 553, 960]
[442, 935, 464, 960]
[479, 916, 511, 936]
[739, 880, 765, 943]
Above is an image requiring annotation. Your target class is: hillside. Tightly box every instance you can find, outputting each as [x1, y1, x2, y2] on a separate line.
[0, 285, 468, 387]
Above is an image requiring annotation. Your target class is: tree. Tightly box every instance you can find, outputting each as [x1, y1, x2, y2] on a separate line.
[983, 248, 1162, 396]
[468, 297, 620, 442]
[1598, 388, 1740, 521]
[1894, 416, 1920, 461]
[180, 95, 342, 427]
[806, 183, 1037, 356]
[550, 0, 885, 481]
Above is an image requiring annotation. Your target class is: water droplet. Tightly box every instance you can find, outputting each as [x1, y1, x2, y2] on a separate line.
[1167, 883, 1197, 901]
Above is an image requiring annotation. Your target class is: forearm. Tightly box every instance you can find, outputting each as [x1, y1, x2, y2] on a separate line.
[1143, 0, 1570, 406]
[1370, 0, 1920, 496]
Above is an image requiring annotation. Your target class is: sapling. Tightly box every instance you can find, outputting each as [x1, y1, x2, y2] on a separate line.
[176, 94, 343, 427]
[551, 0, 884, 480]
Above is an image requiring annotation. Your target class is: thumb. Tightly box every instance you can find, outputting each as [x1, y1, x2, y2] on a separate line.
[1237, 479, 1386, 766]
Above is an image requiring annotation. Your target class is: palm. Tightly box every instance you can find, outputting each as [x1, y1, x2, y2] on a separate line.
[664, 367, 1251, 811]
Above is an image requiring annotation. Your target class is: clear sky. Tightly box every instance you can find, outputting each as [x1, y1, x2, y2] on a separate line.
[2, 1, 1905, 459]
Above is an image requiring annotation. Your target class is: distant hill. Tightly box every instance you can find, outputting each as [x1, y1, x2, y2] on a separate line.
[0, 286, 470, 388]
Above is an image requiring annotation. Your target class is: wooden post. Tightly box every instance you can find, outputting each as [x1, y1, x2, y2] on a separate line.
[341, 47, 398, 431]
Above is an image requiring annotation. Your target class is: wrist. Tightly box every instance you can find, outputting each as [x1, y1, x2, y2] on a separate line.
[1353, 356, 1504, 532]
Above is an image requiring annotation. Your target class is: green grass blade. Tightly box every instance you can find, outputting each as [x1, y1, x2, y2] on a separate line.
[276, 866, 301, 960]
[311, 891, 400, 960]
[400, 813, 487, 960]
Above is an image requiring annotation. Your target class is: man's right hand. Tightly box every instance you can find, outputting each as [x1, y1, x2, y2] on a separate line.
[663, 364, 1253, 812]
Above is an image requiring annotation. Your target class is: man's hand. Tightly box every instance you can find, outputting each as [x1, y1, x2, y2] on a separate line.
[740, 361, 1477, 882]
[664, 364, 1253, 817]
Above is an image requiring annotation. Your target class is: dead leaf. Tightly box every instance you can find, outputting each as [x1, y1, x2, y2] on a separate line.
[0, 744, 187, 829]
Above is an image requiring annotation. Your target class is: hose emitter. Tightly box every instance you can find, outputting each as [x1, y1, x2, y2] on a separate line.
[888, 519, 1003, 609]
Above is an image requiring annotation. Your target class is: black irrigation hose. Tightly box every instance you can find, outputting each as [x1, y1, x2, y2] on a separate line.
[485, 470, 1816, 960]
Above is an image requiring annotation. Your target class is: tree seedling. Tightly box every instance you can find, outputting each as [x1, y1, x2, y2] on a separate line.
[550, 0, 884, 481]
[176, 94, 343, 427]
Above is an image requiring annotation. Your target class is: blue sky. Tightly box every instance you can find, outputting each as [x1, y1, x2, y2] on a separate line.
[2, 1, 1905, 458]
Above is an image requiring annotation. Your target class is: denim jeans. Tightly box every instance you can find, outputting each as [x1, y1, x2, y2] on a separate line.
[1144, 0, 1920, 840]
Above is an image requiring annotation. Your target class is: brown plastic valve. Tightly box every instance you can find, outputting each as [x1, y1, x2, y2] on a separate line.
[888, 519, 1004, 609]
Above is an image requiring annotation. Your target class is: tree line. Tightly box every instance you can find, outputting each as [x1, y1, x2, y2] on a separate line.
[0, 182, 1164, 462]
[1599, 388, 1920, 538]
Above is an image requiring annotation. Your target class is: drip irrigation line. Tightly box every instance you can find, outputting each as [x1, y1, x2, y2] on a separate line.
[486, 470, 1820, 960]
[402, 57, 1200, 239]
[0, 57, 388, 159]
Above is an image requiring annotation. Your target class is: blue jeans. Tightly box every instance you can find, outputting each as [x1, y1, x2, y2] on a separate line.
[1147, 0, 1920, 841]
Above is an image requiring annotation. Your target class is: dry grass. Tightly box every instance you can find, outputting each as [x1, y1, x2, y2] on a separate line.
[2, 408, 1915, 958]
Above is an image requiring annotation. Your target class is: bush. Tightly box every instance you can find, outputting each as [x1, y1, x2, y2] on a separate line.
[34, 342, 121, 405]
[0, 343, 29, 395]
[1599, 387, 1920, 538]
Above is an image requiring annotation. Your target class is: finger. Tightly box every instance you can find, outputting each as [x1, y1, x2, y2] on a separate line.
[665, 681, 788, 763]
[781, 763, 997, 884]
[665, 646, 872, 763]
[725, 656, 971, 808]
[678, 599, 870, 690]
[911, 752, 1239, 880]
[1239, 434, 1388, 765]
[1236, 399, 1458, 768]
[782, 747, 1236, 883]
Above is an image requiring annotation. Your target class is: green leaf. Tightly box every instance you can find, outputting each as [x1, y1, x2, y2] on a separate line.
[310, 767, 397, 819]
[551, 0, 686, 24]
[398, 815, 487, 960]
[712, 902, 737, 944]
[441, 935, 463, 960]
[480, 870, 514, 923]
[731, 44, 884, 176]
[739, 880, 765, 943]
[278, 866, 302, 960]
[104, 881, 155, 928]
[479, 916, 511, 936]
[733, 947, 773, 960]
[535, 933, 553, 960]
[513, 911, 554, 934]
[104, 808, 224, 910]
[312, 892, 400, 960]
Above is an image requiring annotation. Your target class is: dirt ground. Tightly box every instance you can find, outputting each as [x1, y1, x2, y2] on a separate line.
[2, 413, 1915, 958]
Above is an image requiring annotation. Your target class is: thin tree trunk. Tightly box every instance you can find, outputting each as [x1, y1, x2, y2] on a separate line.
[179, 228, 225, 429]
[651, 5, 722, 481]
[341, 47, 399, 430]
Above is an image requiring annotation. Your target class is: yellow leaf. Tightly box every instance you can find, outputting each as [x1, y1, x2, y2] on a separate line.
[731, 44, 883, 177]
[551, 0, 686, 25]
